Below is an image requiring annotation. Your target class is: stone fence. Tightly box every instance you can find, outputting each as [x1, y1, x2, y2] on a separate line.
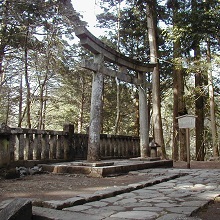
[0, 124, 140, 167]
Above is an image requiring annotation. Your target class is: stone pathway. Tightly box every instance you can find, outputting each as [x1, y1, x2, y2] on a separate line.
[32, 168, 220, 220]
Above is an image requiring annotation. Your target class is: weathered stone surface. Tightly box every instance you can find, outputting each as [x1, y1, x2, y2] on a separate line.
[0, 135, 10, 167]
[80, 207, 115, 217]
[101, 196, 122, 203]
[82, 161, 114, 167]
[128, 183, 143, 189]
[155, 203, 181, 208]
[113, 186, 134, 195]
[63, 205, 92, 212]
[166, 206, 199, 215]
[110, 210, 159, 219]
[85, 201, 108, 207]
[156, 213, 186, 220]
[119, 192, 137, 198]
[32, 206, 103, 220]
[93, 189, 116, 199]
[113, 197, 137, 205]
[181, 201, 208, 207]
[28, 168, 220, 220]
[174, 218, 202, 220]
[198, 191, 220, 200]
[168, 191, 193, 198]
[133, 206, 163, 212]
[75, 193, 102, 202]
[42, 197, 85, 210]
[102, 205, 126, 212]
[40, 160, 173, 177]
[0, 199, 13, 211]
[0, 198, 32, 220]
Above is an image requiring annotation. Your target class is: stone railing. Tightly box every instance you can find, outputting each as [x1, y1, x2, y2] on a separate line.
[72, 133, 140, 160]
[0, 124, 140, 167]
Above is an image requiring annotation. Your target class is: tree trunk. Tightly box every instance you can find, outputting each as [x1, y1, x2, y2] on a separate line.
[38, 22, 56, 130]
[175, 44, 187, 162]
[114, 1, 121, 135]
[192, 0, 205, 161]
[194, 45, 205, 161]
[42, 85, 47, 130]
[24, 27, 31, 128]
[38, 65, 48, 130]
[0, 0, 9, 90]
[195, 72, 205, 161]
[5, 90, 10, 125]
[38, 85, 44, 130]
[146, 1, 166, 159]
[18, 72, 23, 127]
[171, 3, 187, 161]
[78, 75, 85, 133]
[134, 91, 140, 136]
[207, 38, 219, 157]
[114, 77, 120, 135]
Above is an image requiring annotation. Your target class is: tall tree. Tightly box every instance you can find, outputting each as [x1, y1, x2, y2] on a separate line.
[24, 25, 32, 128]
[0, 0, 8, 86]
[204, 0, 219, 158]
[146, 0, 166, 159]
[191, 0, 205, 161]
[207, 38, 219, 158]
[167, 0, 187, 161]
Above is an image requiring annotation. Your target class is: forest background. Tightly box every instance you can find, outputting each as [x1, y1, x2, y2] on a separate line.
[0, 0, 219, 161]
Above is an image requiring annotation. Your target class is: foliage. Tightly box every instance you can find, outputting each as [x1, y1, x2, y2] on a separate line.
[0, 0, 220, 159]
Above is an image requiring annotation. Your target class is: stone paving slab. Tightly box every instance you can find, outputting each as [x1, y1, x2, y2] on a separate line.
[1, 159, 219, 220]
[40, 172, 184, 210]
[32, 206, 103, 220]
[26, 168, 220, 219]
[0, 198, 32, 220]
[35, 168, 219, 220]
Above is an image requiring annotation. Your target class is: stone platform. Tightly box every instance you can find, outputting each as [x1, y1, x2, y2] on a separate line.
[39, 159, 173, 177]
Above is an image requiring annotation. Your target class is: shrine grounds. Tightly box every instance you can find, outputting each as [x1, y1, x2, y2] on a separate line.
[0, 161, 219, 219]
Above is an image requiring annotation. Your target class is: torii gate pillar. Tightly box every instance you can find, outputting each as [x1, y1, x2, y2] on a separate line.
[138, 72, 150, 158]
[87, 54, 104, 162]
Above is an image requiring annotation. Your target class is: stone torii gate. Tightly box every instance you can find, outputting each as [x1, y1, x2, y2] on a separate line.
[75, 26, 156, 162]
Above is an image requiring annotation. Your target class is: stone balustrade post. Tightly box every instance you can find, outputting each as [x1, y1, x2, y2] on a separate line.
[63, 124, 74, 160]
[0, 134, 10, 167]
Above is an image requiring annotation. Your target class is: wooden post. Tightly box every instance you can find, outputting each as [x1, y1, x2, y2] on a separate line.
[87, 54, 104, 162]
[138, 72, 150, 157]
[186, 128, 190, 169]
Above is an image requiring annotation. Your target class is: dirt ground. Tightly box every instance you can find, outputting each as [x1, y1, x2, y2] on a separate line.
[0, 161, 219, 219]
